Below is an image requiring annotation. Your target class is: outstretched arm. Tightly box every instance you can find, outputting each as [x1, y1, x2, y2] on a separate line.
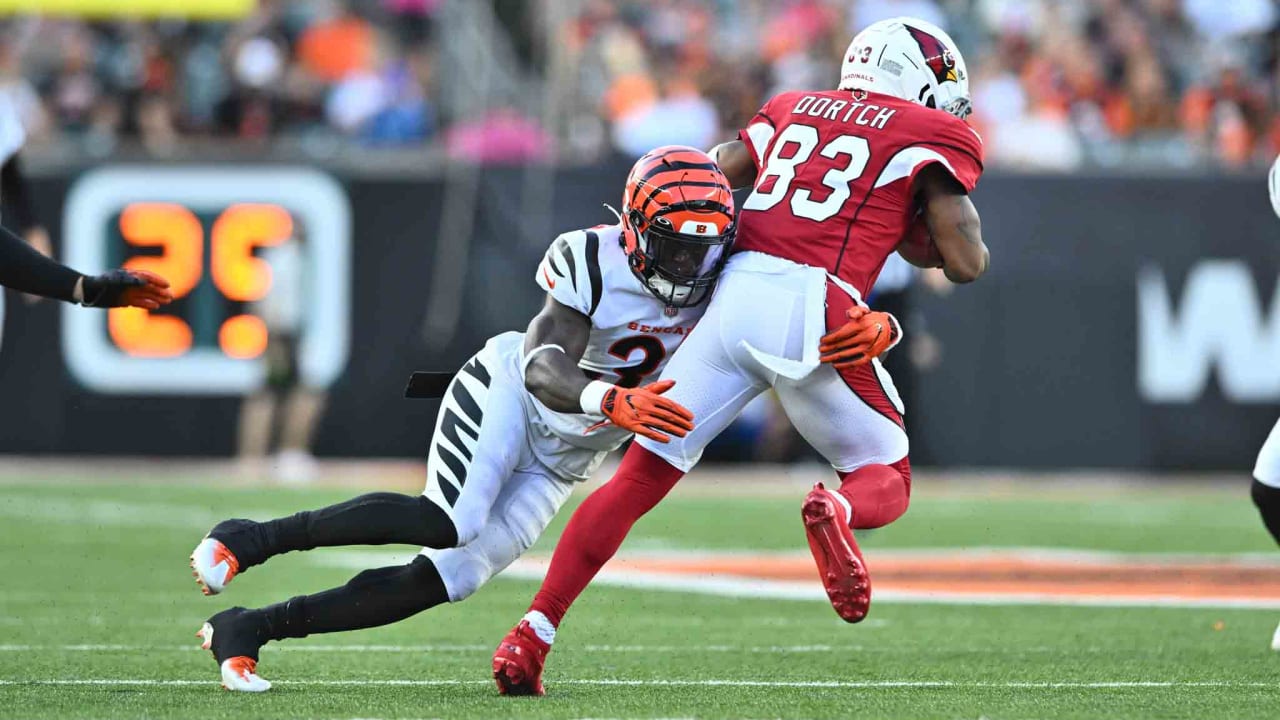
[914, 163, 988, 283]
[0, 224, 173, 308]
[522, 295, 693, 443]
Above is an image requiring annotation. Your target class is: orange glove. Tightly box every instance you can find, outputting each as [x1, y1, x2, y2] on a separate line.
[819, 306, 900, 367]
[594, 379, 695, 444]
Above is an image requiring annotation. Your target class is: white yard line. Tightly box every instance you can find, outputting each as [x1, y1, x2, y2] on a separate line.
[0, 643, 1175, 655]
[0, 643, 881, 653]
[0, 678, 1271, 689]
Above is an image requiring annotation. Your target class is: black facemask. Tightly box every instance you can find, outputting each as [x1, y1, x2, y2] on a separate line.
[628, 209, 735, 308]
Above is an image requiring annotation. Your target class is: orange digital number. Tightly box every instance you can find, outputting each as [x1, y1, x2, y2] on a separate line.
[109, 202, 293, 360]
[211, 203, 292, 302]
[109, 203, 201, 357]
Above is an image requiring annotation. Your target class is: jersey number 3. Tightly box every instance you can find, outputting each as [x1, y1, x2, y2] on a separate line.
[741, 123, 871, 222]
[585, 335, 666, 389]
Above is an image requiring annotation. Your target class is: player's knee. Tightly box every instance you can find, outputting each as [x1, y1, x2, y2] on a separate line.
[837, 461, 910, 530]
[435, 549, 494, 602]
[448, 506, 488, 548]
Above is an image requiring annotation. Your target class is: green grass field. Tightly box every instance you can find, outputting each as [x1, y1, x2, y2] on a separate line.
[0, 468, 1277, 719]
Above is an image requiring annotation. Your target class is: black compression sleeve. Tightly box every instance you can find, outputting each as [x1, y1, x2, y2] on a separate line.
[210, 493, 460, 569]
[0, 154, 37, 232]
[0, 223, 79, 301]
[256, 557, 450, 641]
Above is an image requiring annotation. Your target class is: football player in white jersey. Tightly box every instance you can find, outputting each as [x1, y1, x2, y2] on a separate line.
[187, 146, 736, 691]
[1254, 155, 1280, 649]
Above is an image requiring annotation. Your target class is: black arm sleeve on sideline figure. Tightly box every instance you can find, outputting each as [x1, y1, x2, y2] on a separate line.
[1, 153, 38, 232]
[0, 223, 80, 301]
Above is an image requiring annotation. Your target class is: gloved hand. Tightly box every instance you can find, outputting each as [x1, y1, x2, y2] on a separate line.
[819, 306, 900, 367]
[597, 379, 694, 443]
[81, 269, 173, 309]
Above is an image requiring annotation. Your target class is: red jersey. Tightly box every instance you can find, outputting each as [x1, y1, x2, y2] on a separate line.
[734, 89, 983, 296]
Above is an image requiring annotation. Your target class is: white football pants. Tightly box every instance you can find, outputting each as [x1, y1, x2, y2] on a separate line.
[418, 334, 582, 602]
[638, 252, 909, 474]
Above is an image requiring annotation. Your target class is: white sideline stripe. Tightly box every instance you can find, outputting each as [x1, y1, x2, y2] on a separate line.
[0, 679, 1271, 689]
[0, 643, 876, 654]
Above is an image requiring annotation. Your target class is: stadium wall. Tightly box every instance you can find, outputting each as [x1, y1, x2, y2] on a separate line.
[0, 163, 1275, 469]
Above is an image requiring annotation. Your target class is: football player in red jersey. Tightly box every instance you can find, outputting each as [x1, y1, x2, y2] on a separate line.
[493, 17, 990, 695]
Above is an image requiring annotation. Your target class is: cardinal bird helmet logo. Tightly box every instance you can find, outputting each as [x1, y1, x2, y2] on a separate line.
[905, 25, 958, 84]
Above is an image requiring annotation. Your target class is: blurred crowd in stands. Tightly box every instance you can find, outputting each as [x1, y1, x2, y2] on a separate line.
[2, 0, 440, 157]
[6, 0, 1280, 169]
[559, 0, 1280, 169]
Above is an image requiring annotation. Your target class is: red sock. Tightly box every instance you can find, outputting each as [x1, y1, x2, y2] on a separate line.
[529, 444, 684, 627]
[835, 457, 911, 529]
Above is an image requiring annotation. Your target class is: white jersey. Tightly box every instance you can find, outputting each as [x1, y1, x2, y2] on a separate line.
[520, 224, 707, 468]
[0, 86, 27, 166]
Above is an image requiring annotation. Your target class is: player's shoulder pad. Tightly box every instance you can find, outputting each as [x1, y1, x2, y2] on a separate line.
[894, 107, 985, 192]
[891, 101, 983, 158]
[536, 226, 608, 317]
[928, 112, 985, 167]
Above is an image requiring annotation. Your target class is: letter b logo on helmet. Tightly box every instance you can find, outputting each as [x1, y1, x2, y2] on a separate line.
[616, 146, 737, 309]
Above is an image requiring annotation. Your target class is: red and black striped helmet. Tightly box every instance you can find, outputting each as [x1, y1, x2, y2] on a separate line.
[619, 145, 736, 308]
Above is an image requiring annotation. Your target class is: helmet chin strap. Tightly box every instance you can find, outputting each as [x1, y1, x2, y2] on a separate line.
[602, 203, 623, 223]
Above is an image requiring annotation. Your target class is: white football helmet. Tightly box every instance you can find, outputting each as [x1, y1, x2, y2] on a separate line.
[838, 17, 971, 119]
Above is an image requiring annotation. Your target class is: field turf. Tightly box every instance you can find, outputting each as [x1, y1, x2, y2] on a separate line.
[0, 468, 1276, 719]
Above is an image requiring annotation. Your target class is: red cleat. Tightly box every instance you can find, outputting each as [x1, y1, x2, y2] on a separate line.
[492, 620, 550, 696]
[802, 482, 872, 623]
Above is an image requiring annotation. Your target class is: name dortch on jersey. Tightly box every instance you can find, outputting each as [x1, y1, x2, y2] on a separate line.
[527, 224, 705, 453]
[736, 89, 983, 296]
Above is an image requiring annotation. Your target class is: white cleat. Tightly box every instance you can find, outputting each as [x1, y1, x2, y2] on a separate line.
[219, 658, 271, 692]
[198, 622, 271, 692]
[1271, 620, 1280, 651]
[190, 537, 240, 596]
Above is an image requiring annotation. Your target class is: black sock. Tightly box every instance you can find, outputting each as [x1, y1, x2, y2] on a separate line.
[255, 556, 450, 640]
[214, 493, 459, 569]
[1252, 479, 1280, 546]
